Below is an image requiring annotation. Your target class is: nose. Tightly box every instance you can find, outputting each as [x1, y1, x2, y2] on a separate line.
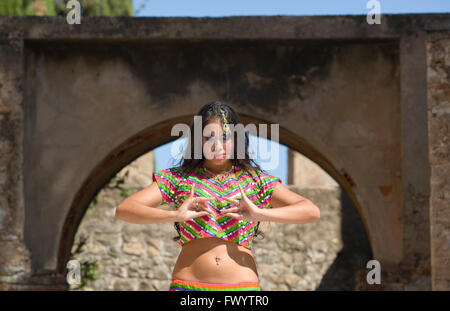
[212, 137, 224, 152]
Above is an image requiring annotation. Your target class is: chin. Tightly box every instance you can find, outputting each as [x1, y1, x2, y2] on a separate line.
[212, 158, 227, 163]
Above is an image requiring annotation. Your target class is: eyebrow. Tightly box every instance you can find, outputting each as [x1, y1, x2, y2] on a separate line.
[203, 133, 230, 138]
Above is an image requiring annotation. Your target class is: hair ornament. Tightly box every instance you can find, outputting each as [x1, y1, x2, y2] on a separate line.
[219, 108, 231, 134]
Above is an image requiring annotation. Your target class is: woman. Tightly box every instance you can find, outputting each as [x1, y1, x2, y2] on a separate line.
[115, 101, 320, 291]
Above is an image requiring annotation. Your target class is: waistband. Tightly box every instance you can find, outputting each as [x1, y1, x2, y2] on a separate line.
[169, 278, 261, 291]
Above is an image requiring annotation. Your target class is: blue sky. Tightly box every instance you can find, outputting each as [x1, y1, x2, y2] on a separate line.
[137, 0, 448, 182]
[133, 0, 450, 17]
[154, 135, 289, 184]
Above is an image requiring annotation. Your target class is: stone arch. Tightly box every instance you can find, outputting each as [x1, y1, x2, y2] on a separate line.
[57, 113, 372, 285]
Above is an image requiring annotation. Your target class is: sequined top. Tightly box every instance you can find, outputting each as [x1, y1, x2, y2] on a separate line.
[152, 163, 282, 250]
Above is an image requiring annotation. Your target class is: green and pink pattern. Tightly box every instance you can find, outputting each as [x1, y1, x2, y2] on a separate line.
[152, 163, 281, 250]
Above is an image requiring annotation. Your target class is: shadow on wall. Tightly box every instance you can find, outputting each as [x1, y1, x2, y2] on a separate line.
[316, 189, 372, 290]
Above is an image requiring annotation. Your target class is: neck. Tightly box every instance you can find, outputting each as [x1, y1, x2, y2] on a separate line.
[202, 161, 233, 174]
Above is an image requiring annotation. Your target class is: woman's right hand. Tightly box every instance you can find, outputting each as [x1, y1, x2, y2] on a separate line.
[174, 183, 215, 222]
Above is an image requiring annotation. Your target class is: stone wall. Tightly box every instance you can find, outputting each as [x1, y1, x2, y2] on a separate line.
[69, 150, 370, 291]
[288, 149, 339, 188]
[0, 35, 33, 290]
[426, 32, 450, 291]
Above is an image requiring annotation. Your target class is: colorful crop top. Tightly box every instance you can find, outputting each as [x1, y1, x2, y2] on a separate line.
[152, 163, 281, 250]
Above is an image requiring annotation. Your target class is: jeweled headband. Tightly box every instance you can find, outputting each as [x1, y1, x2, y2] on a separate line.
[219, 108, 231, 134]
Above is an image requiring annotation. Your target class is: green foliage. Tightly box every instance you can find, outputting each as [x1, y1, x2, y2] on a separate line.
[134, 0, 150, 16]
[70, 233, 99, 290]
[0, 0, 134, 16]
[0, 0, 25, 15]
[107, 170, 133, 199]
[79, 259, 99, 289]
[89, 192, 99, 208]
[44, 0, 56, 15]
[72, 232, 88, 256]
[73, 169, 133, 289]
[120, 187, 133, 198]
[54, 0, 134, 16]
[0, 0, 55, 16]
[88, 169, 133, 209]
[86, 207, 98, 215]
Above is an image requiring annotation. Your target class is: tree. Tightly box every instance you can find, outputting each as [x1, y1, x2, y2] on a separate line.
[0, 0, 134, 16]
[55, 0, 134, 16]
[0, 0, 55, 15]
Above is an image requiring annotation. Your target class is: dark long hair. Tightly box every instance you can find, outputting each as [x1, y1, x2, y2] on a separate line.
[172, 101, 266, 242]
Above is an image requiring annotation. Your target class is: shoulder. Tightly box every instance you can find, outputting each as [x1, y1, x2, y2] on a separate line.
[154, 166, 183, 174]
[246, 167, 279, 181]
[243, 166, 282, 188]
[152, 166, 185, 183]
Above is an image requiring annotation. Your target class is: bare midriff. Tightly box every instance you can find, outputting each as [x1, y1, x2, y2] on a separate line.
[171, 237, 260, 284]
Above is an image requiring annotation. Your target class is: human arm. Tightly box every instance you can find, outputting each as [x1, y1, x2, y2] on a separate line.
[115, 182, 178, 224]
[256, 182, 320, 224]
[221, 182, 320, 224]
[115, 182, 214, 224]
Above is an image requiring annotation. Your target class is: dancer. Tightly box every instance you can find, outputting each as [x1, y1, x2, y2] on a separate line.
[115, 101, 320, 291]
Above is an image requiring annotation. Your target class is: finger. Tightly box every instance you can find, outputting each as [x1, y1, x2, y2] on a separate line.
[193, 211, 210, 218]
[222, 197, 239, 205]
[200, 211, 211, 216]
[239, 185, 251, 202]
[196, 197, 214, 202]
[191, 197, 213, 208]
[190, 183, 195, 197]
[220, 207, 241, 214]
[198, 201, 215, 214]
[222, 212, 243, 219]
[238, 184, 247, 198]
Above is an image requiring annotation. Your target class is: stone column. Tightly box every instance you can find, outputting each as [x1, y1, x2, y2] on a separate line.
[426, 32, 450, 291]
[0, 33, 32, 290]
[396, 31, 432, 290]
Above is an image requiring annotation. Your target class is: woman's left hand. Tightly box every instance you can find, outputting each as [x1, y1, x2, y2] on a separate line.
[220, 184, 262, 221]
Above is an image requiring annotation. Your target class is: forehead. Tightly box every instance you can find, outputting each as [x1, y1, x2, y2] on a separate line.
[204, 118, 224, 131]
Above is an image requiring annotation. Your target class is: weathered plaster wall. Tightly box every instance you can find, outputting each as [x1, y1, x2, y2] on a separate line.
[22, 39, 401, 278]
[426, 32, 450, 291]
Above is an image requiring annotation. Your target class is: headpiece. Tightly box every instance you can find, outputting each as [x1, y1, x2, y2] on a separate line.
[219, 108, 231, 134]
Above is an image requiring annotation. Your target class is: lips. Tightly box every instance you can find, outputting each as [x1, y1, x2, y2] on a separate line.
[214, 153, 226, 159]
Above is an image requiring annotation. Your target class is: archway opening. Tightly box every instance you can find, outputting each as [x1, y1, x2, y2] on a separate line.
[58, 114, 372, 290]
